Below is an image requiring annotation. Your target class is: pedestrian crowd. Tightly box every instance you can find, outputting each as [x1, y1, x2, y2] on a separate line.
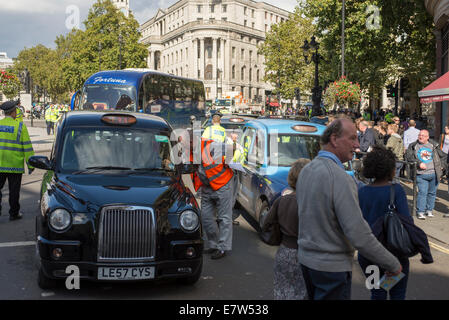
[261, 114, 436, 301]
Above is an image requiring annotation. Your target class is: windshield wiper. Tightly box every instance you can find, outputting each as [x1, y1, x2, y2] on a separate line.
[73, 166, 131, 174]
[132, 167, 171, 172]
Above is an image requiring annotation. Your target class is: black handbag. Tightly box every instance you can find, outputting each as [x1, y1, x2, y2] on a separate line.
[383, 184, 418, 258]
[260, 221, 281, 246]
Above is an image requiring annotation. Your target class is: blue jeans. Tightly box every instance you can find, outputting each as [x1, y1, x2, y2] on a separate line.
[300, 264, 352, 300]
[416, 173, 439, 213]
[358, 255, 409, 300]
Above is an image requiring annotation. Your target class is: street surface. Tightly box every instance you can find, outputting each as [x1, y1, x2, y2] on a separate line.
[0, 122, 449, 299]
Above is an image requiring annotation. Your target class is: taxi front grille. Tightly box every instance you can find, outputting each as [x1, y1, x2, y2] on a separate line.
[97, 206, 156, 262]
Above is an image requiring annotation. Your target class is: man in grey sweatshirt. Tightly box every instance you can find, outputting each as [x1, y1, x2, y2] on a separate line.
[296, 118, 402, 300]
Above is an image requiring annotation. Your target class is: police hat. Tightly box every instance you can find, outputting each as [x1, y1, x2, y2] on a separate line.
[212, 112, 223, 119]
[0, 100, 18, 113]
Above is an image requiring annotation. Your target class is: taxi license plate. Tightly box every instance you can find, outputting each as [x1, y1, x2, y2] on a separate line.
[98, 267, 155, 280]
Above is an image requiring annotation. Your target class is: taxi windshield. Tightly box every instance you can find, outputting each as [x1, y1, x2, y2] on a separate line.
[59, 127, 173, 173]
[269, 134, 321, 167]
[79, 84, 137, 111]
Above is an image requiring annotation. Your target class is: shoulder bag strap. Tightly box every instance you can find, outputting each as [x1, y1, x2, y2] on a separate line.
[389, 183, 396, 210]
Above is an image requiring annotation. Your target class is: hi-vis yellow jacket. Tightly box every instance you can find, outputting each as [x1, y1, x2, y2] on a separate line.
[0, 117, 34, 173]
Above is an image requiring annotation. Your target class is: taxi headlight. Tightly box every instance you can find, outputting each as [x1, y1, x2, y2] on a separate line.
[49, 209, 72, 232]
[179, 210, 199, 232]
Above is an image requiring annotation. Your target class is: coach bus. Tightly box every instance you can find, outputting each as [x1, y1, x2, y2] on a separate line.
[71, 69, 206, 128]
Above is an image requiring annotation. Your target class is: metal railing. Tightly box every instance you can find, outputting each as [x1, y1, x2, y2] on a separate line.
[353, 152, 418, 214]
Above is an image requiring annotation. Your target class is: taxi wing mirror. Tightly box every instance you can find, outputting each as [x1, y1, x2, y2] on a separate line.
[247, 154, 257, 165]
[28, 156, 52, 171]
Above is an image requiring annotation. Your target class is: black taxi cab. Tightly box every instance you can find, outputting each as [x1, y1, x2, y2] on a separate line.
[30, 111, 203, 288]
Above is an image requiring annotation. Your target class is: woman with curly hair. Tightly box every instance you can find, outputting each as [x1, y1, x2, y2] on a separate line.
[357, 145, 411, 300]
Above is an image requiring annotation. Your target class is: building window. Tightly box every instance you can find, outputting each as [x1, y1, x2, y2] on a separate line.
[241, 49, 244, 59]
[252, 22, 255, 29]
[197, 18, 203, 21]
[198, 5, 202, 13]
[232, 86, 235, 91]
[249, 68, 252, 81]
[249, 50, 252, 61]
[265, 11, 267, 19]
[186, 48, 188, 60]
[180, 49, 183, 62]
[252, 9, 255, 18]
[210, 5, 214, 13]
[232, 47, 235, 59]
[244, 20, 247, 27]
[244, 7, 247, 15]
[222, 5, 227, 13]
[241, 66, 245, 81]
[222, 17, 227, 21]
[257, 69, 260, 82]
[207, 45, 212, 58]
[205, 64, 213, 80]
[232, 65, 235, 79]
[265, 24, 268, 32]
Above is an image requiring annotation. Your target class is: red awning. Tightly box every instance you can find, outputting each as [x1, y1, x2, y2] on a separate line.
[418, 71, 449, 103]
[268, 102, 280, 107]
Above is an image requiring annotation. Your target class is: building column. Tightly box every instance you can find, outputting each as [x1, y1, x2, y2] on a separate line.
[200, 38, 205, 79]
[220, 38, 226, 85]
[212, 38, 218, 99]
[150, 51, 155, 69]
[192, 38, 198, 79]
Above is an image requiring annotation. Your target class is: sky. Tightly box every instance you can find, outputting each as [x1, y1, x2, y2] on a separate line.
[0, 0, 298, 59]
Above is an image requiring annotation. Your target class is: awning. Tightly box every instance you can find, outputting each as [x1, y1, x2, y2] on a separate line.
[418, 71, 449, 103]
[268, 102, 280, 107]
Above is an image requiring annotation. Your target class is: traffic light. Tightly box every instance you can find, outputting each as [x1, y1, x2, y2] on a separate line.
[386, 84, 398, 98]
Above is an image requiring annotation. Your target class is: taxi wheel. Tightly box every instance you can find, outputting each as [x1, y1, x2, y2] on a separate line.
[38, 267, 58, 290]
[257, 200, 269, 232]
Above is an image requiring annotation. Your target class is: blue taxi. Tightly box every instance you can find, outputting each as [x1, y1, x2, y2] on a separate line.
[235, 119, 325, 231]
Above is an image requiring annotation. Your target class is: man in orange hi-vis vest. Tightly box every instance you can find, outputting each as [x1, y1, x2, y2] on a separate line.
[192, 137, 236, 260]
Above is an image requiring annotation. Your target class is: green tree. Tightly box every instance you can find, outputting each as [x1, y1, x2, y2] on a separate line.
[301, 0, 435, 109]
[258, 8, 316, 99]
[63, 0, 148, 90]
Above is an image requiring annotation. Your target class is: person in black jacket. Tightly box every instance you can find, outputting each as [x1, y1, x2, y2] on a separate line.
[357, 147, 414, 300]
[357, 120, 377, 153]
[405, 130, 443, 219]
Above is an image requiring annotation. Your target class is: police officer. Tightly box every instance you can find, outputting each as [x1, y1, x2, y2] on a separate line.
[202, 112, 226, 143]
[44, 105, 54, 135]
[192, 137, 235, 259]
[0, 101, 35, 220]
[15, 100, 24, 123]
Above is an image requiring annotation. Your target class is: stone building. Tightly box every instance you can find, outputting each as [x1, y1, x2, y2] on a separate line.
[139, 0, 290, 102]
[113, 0, 131, 17]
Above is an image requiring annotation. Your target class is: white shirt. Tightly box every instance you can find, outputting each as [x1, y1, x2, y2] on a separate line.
[403, 127, 420, 149]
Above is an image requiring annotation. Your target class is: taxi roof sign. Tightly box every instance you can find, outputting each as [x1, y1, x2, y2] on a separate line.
[101, 114, 137, 126]
[292, 125, 318, 133]
[229, 117, 245, 123]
